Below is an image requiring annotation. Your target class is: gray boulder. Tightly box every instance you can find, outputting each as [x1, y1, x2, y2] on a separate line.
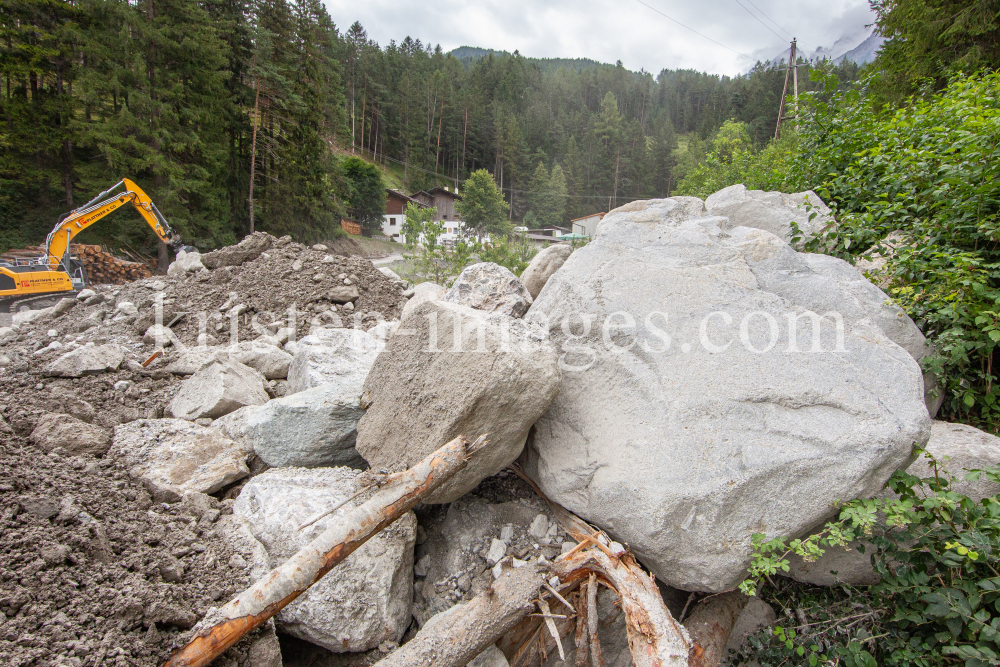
[378, 266, 405, 283]
[232, 342, 293, 380]
[12, 307, 54, 326]
[233, 467, 416, 652]
[245, 383, 367, 468]
[328, 285, 360, 304]
[356, 300, 561, 504]
[401, 282, 447, 323]
[706, 184, 833, 244]
[443, 262, 533, 318]
[746, 247, 941, 417]
[112, 418, 253, 502]
[519, 244, 573, 300]
[45, 344, 124, 377]
[201, 232, 273, 269]
[164, 346, 229, 375]
[524, 197, 930, 592]
[167, 249, 207, 276]
[169, 359, 269, 421]
[286, 328, 379, 395]
[30, 413, 110, 455]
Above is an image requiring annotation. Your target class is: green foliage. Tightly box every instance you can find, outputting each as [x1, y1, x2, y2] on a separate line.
[796, 69, 1000, 429]
[402, 202, 436, 248]
[741, 452, 1000, 667]
[476, 234, 537, 276]
[673, 121, 806, 198]
[456, 169, 510, 237]
[870, 0, 1000, 102]
[341, 156, 386, 230]
[525, 162, 567, 228]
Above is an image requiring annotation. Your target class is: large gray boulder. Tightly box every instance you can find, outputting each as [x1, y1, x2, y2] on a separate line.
[523, 197, 930, 592]
[232, 342, 293, 380]
[233, 467, 416, 652]
[45, 344, 124, 377]
[519, 245, 573, 300]
[749, 249, 942, 417]
[167, 249, 207, 276]
[286, 328, 379, 395]
[357, 300, 561, 504]
[245, 383, 367, 468]
[706, 184, 833, 244]
[169, 359, 269, 420]
[443, 262, 533, 318]
[786, 419, 1000, 586]
[30, 413, 110, 455]
[401, 282, 447, 323]
[112, 418, 253, 502]
[164, 346, 229, 375]
[200, 232, 273, 269]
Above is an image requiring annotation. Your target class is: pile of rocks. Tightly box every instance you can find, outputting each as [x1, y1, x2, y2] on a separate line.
[3, 185, 999, 667]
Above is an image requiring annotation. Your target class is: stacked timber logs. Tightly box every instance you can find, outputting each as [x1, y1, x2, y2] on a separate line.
[0, 244, 152, 284]
[70, 244, 152, 284]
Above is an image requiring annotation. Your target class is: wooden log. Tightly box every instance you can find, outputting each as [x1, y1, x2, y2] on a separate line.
[372, 563, 550, 667]
[162, 435, 485, 667]
[552, 549, 691, 667]
[683, 592, 747, 667]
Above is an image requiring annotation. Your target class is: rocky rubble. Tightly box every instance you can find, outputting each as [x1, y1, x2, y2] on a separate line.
[2, 185, 996, 667]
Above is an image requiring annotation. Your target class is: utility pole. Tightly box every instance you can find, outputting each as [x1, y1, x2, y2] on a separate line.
[774, 38, 796, 140]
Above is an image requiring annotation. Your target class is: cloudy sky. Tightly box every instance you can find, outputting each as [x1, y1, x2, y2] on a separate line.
[322, 0, 876, 75]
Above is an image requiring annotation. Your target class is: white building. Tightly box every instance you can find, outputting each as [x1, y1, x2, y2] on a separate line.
[571, 212, 606, 237]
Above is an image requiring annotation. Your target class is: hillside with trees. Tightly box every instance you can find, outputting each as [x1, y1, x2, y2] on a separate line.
[0, 0, 859, 256]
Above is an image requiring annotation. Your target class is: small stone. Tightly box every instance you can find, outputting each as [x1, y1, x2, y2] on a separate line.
[414, 554, 431, 577]
[560, 541, 577, 554]
[114, 380, 130, 391]
[500, 525, 514, 543]
[528, 514, 549, 540]
[342, 302, 354, 312]
[321, 255, 335, 263]
[291, 259, 303, 271]
[195, 417, 213, 427]
[486, 538, 507, 565]
[159, 556, 184, 583]
[229, 554, 248, 569]
[343, 278, 352, 285]
[47, 329, 59, 337]
[312, 274, 324, 283]
[76, 289, 96, 301]
[311, 244, 328, 251]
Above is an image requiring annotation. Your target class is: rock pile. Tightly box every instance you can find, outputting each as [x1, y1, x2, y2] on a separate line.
[2, 185, 997, 667]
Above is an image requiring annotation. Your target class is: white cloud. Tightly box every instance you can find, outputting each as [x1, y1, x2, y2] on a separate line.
[323, 0, 876, 75]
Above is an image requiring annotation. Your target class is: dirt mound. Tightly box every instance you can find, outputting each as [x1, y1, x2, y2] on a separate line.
[0, 428, 268, 667]
[0, 232, 409, 666]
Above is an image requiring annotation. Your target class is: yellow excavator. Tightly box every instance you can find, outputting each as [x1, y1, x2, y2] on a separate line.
[0, 179, 188, 312]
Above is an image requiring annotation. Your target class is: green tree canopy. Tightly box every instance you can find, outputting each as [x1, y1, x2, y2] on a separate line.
[872, 0, 1000, 100]
[341, 156, 386, 230]
[456, 169, 509, 237]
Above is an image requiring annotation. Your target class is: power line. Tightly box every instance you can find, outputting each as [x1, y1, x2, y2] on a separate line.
[731, 0, 786, 43]
[741, 0, 794, 41]
[634, 0, 753, 60]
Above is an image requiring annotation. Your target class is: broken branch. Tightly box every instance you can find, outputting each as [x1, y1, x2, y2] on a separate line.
[373, 563, 549, 667]
[163, 435, 480, 667]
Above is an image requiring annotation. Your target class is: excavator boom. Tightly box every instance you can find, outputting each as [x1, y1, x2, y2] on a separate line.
[44, 179, 181, 266]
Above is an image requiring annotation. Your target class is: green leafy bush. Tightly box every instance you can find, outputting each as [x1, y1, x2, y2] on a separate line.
[797, 69, 1000, 429]
[673, 120, 806, 198]
[740, 452, 1000, 667]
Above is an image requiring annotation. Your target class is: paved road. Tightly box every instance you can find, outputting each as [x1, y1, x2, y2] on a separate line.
[370, 253, 405, 267]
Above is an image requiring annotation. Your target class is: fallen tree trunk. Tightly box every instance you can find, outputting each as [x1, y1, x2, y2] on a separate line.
[684, 592, 748, 667]
[372, 562, 549, 667]
[163, 435, 481, 667]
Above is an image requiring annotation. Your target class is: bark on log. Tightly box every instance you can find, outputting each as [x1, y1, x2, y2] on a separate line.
[552, 549, 690, 667]
[372, 563, 549, 667]
[163, 436, 480, 667]
[683, 592, 748, 667]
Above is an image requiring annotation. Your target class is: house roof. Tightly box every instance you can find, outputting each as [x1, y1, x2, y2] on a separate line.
[386, 189, 428, 206]
[412, 187, 463, 201]
[570, 212, 606, 222]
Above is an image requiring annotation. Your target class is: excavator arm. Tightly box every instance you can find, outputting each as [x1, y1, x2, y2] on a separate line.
[43, 178, 182, 266]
